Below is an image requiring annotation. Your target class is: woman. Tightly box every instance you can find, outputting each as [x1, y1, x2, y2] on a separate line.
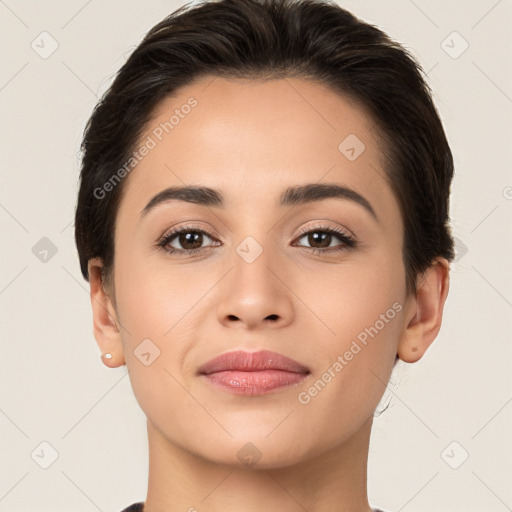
[74, 0, 454, 510]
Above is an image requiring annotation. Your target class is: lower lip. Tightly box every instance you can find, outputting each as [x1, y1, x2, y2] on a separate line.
[201, 370, 309, 396]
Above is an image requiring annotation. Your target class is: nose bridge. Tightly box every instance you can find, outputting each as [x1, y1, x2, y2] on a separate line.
[230, 204, 280, 285]
[234, 232, 276, 292]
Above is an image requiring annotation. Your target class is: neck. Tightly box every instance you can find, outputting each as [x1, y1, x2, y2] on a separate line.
[143, 415, 375, 512]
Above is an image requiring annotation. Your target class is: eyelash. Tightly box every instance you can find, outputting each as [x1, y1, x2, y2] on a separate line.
[156, 223, 357, 257]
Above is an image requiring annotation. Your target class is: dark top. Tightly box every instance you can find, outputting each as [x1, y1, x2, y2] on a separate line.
[121, 504, 144, 512]
[121, 503, 387, 511]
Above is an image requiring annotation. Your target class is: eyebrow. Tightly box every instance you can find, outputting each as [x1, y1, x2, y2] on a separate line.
[139, 182, 378, 222]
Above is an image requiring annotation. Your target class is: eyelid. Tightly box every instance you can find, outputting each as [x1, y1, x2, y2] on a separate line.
[294, 222, 356, 241]
[159, 222, 355, 243]
[159, 221, 221, 241]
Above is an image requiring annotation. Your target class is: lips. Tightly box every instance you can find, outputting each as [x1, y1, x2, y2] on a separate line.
[197, 349, 310, 375]
[197, 349, 311, 396]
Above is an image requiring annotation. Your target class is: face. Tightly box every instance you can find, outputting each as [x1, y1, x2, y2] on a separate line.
[110, 76, 409, 468]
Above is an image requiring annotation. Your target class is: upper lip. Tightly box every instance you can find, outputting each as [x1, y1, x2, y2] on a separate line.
[198, 349, 310, 375]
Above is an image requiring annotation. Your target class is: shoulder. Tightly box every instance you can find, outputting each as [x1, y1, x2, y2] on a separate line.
[120, 502, 144, 512]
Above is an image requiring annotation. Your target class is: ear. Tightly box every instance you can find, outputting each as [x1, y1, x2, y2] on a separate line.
[397, 258, 450, 363]
[88, 257, 125, 367]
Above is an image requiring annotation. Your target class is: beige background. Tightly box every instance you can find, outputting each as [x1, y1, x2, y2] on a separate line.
[1, 1, 511, 511]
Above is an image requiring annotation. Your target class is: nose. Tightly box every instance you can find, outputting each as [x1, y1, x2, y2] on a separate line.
[216, 242, 294, 331]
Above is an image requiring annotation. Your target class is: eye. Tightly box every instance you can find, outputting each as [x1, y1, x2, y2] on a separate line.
[292, 224, 357, 254]
[156, 223, 357, 257]
[156, 224, 220, 256]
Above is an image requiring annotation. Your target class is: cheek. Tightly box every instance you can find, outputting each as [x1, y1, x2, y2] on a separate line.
[113, 255, 201, 422]
[303, 251, 405, 395]
[310, 249, 405, 344]
[112, 242, 184, 364]
[115, 261, 193, 341]
[291, 260, 404, 447]
[114, 251, 223, 379]
[114, 227, 178, 317]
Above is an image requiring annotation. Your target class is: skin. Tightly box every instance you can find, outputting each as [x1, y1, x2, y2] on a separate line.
[88, 76, 450, 512]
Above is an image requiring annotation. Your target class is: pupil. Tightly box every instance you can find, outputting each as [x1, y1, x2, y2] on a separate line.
[181, 232, 202, 249]
[309, 231, 330, 248]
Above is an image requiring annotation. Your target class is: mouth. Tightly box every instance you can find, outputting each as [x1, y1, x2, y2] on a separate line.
[197, 349, 311, 396]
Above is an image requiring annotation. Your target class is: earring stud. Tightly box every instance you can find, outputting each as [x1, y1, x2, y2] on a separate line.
[102, 353, 113, 360]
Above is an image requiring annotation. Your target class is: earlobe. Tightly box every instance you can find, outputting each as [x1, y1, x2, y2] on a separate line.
[397, 258, 450, 363]
[88, 257, 126, 367]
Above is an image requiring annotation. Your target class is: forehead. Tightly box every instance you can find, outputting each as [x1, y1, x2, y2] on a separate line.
[118, 75, 393, 219]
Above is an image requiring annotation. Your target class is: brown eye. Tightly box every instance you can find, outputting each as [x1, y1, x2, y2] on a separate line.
[172, 231, 204, 251]
[158, 226, 219, 255]
[302, 230, 333, 249]
[293, 225, 356, 254]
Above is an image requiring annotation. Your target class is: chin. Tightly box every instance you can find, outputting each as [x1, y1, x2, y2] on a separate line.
[200, 444, 308, 471]
[185, 429, 315, 470]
